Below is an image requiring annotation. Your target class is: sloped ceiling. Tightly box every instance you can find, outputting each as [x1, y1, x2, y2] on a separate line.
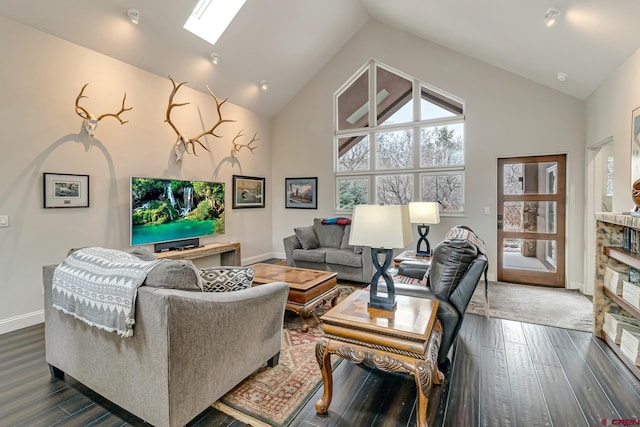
[1, 0, 639, 117]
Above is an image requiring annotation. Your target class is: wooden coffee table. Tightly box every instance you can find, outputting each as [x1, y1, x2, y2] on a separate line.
[315, 290, 443, 427]
[252, 263, 340, 332]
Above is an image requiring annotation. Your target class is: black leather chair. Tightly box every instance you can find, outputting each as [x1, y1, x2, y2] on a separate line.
[393, 228, 488, 368]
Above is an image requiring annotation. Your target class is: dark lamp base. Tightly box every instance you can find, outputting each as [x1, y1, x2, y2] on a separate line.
[368, 248, 397, 312]
[416, 249, 432, 257]
[368, 296, 397, 311]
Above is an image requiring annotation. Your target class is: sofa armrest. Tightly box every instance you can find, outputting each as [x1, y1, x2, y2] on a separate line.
[283, 235, 301, 266]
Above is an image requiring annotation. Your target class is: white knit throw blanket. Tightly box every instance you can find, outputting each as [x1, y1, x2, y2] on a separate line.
[52, 247, 160, 337]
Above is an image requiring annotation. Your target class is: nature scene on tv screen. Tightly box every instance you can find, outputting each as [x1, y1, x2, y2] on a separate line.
[131, 177, 225, 246]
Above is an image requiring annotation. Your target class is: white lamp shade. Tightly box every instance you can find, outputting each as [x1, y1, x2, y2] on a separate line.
[349, 205, 413, 249]
[408, 202, 440, 224]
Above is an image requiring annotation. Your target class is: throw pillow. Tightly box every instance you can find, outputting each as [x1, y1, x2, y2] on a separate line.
[199, 266, 255, 292]
[145, 259, 203, 291]
[129, 247, 157, 261]
[294, 226, 320, 250]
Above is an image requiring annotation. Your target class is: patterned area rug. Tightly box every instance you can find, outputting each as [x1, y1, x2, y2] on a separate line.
[466, 281, 593, 332]
[213, 284, 356, 426]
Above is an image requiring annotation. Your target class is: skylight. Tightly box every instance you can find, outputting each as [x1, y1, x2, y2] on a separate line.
[183, 0, 246, 46]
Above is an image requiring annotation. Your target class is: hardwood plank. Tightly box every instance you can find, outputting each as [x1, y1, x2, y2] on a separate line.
[12, 405, 69, 427]
[553, 347, 618, 424]
[500, 319, 526, 345]
[2, 385, 82, 426]
[369, 371, 416, 427]
[521, 323, 560, 367]
[566, 330, 640, 415]
[543, 326, 578, 351]
[479, 346, 515, 427]
[481, 317, 505, 350]
[503, 341, 551, 427]
[533, 363, 588, 426]
[456, 314, 484, 356]
[295, 360, 372, 427]
[443, 351, 479, 426]
[585, 332, 640, 397]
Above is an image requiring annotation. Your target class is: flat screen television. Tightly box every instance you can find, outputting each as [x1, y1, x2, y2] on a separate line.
[130, 177, 225, 249]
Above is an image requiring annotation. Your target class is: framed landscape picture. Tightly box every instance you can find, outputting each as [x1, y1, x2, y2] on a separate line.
[232, 175, 265, 208]
[285, 177, 317, 209]
[43, 173, 89, 208]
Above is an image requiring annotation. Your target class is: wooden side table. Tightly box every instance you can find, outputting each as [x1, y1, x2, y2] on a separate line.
[393, 250, 432, 267]
[314, 290, 443, 427]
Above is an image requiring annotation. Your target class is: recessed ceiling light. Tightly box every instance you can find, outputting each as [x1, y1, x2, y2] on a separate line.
[184, 0, 247, 46]
[260, 80, 268, 91]
[127, 8, 140, 25]
[557, 72, 568, 82]
[544, 7, 561, 27]
[209, 53, 219, 65]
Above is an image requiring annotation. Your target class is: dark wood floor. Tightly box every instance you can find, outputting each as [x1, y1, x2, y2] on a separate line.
[1, 314, 639, 427]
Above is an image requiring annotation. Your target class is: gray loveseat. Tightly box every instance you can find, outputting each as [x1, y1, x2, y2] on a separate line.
[283, 218, 375, 283]
[43, 263, 289, 427]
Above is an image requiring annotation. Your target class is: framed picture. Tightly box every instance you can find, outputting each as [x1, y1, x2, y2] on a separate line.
[632, 106, 640, 183]
[285, 177, 317, 209]
[232, 175, 265, 209]
[43, 173, 89, 208]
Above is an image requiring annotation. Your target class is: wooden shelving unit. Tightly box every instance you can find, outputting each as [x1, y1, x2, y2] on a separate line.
[594, 213, 640, 380]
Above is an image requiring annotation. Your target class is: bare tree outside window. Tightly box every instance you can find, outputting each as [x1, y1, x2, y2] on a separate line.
[377, 175, 413, 205]
[421, 174, 463, 211]
[376, 130, 412, 169]
[338, 136, 369, 171]
[420, 125, 463, 167]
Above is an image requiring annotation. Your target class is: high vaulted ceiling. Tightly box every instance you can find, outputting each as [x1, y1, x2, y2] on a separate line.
[1, 0, 640, 118]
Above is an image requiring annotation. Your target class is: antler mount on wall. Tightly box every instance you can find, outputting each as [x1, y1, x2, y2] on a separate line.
[164, 76, 259, 161]
[75, 83, 132, 137]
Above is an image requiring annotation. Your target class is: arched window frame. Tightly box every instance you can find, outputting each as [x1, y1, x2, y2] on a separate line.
[334, 60, 466, 215]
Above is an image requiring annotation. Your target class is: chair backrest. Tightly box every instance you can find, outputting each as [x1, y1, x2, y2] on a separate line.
[428, 225, 487, 313]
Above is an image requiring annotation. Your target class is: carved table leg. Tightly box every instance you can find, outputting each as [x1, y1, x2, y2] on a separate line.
[315, 338, 333, 414]
[414, 360, 431, 427]
[299, 308, 311, 332]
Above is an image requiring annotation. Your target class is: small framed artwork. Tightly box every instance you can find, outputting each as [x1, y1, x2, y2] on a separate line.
[285, 177, 317, 209]
[43, 173, 90, 208]
[632, 106, 640, 183]
[232, 175, 266, 209]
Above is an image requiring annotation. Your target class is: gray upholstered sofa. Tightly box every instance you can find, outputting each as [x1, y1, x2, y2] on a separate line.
[283, 218, 375, 283]
[43, 263, 289, 427]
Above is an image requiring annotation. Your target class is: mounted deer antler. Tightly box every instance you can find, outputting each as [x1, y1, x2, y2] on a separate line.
[165, 75, 236, 161]
[75, 83, 132, 137]
[231, 130, 260, 158]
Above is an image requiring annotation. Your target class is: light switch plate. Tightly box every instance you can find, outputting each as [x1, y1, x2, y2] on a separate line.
[0, 215, 8, 227]
[483, 207, 490, 215]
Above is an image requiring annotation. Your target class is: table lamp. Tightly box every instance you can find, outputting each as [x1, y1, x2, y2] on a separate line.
[349, 204, 413, 311]
[408, 202, 440, 257]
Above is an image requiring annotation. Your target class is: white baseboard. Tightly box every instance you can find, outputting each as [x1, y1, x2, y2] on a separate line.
[243, 252, 282, 266]
[0, 310, 44, 335]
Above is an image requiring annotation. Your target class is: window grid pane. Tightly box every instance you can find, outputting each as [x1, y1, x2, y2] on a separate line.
[420, 173, 463, 212]
[376, 174, 413, 205]
[337, 177, 369, 209]
[337, 136, 370, 172]
[420, 124, 464, 167]
[375, 130, 413, 170]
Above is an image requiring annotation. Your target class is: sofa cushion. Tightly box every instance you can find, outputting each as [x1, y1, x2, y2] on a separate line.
[199, 266, 255, 292]
[325, 248, 362, 268]
[145, 259, 202, 290]
[293, 248, 327, 263]
[313, 218, 344, 248]
[340, 224, 364, 254]
[294, 226, 320, 250]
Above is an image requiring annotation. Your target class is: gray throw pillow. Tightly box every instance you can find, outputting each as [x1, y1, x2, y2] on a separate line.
[294, 226, 320, 250]
[199, 266, 255, 292]
[145, 259, 202, 291]
[129, 247, 157, 261]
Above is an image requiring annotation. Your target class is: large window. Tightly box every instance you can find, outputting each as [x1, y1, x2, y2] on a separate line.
[335, 61, 465, 213]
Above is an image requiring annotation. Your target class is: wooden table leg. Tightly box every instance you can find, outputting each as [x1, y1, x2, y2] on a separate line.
[414, 360, 431, 427]
[315, 338, 333, 414]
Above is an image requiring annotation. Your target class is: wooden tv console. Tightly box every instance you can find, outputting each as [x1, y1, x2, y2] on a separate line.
[155, 242, 241, 266]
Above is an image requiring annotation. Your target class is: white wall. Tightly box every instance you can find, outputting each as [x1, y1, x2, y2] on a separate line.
[586, 47, 640, 210]
[271, 20, 586, 288]
[0, 17, 273, 333]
